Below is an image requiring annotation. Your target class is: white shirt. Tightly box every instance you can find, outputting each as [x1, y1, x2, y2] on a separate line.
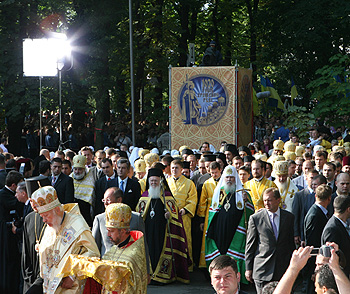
[267, 208, 281, 235]
[118, 177, 128, 190]
[316, 203, 328, 216]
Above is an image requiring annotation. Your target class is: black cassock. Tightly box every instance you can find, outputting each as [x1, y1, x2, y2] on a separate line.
[144, 198, 167, 272]
[207, 192, 243, 255]
[0, 187, 24, 294]
[22, 211, 45, 294]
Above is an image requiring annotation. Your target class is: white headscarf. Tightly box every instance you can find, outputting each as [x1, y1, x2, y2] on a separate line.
[210, 165, 244, 211]
[209, 144, 217, 154]
[129, 147, 140, 168]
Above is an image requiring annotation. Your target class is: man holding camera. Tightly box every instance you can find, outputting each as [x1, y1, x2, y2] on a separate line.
[0, 171, 24, 294]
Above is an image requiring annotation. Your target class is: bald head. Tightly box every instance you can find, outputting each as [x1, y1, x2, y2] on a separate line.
[336, 172, 350, 196]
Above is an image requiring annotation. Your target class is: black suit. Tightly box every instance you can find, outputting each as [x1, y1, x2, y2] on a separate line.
[0, 187, 24, 294]
[246, 208, 294, 293]
[118, 177, 141, 211]
[32, 154, 46, 176]
[304, 203, 329, 294]
[321, 215, 350, 276]
[305, 204, 328, 247]
[49, 173, 74, 204]
[292, 188, 313, 241]
[0, 169, 6, 189]
[94, 171, 118, 216]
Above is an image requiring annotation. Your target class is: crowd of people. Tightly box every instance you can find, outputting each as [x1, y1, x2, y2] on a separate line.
[2, 119, 350, 294]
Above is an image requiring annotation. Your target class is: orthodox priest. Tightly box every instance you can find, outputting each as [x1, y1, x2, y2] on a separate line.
[31, 185, 100, 293]
[22, 176, 51, 294]
[137, 168, 191, 284]
[205, 165, 254, 284]
[274, 160, 299, 212]
[76, 203, 148, 294]
[167, 159, 197, 270]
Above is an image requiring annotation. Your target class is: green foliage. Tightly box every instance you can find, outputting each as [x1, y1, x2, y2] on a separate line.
[0, 0, 350, 150]
[283, 105, 316, 143]
[307, 54, 350, 128]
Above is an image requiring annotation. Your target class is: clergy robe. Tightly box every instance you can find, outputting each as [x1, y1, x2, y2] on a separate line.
[22, 211, 45, 294]
[274, 178, 299, 212]
[137, 191, 191, 284]
[39, 204, 99, 294]
[167, 175, 197, 269]
[206, 189, 254, 283]
[245, 177, 277, 211]
[197, 176, 219, 268]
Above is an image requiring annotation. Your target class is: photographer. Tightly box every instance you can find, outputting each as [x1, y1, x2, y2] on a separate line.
[0, 171, 24, 293]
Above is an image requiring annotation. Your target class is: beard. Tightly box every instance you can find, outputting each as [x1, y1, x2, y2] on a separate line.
[276, 178, 289, 193]
[72, 171, 86, 180]
[148, 185, 161, 199]
[224, 183, 236, 195]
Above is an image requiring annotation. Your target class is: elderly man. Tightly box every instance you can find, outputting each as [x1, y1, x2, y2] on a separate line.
[31, 185, 99, 293]
[71, 155, 96, 227]
[273, 160, 299, 212]
[210, 255, 248, 294]
[137, 168, 191, 284]
[206, 165, 254, 284]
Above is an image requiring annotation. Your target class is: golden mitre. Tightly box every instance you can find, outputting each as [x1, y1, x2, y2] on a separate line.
[179, 145, 190, 153]
[106, 203, 131, 229]
[295, 145, 305, 157]
[134, 159, 146, 173]
[273, 160, 288, 176]
[284, 141, 296, 153]
[31, 186, 61, 213]
[138, 149, 150, 160]
[273, 139, 284, 151]
[254, 152, 267, 162]
[144, 152, 159, 168]
[73, 155, 87, 168]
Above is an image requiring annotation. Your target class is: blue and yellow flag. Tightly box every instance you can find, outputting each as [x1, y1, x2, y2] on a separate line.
[291, 77, 298, 106]
[260, 75, 267, 92]
[266, 77, 285, 110]
[252, 88, 260, 116]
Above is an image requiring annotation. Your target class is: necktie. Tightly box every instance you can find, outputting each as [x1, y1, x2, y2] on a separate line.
[271, 213, 278, 240]
[346, 225, 350, 237]
[108, 177, 111, 181]
[120, 180, 124, 193]
[52, 176, 56, 186]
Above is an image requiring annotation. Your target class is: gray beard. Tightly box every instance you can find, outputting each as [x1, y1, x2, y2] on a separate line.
[224, 183, 236, 195]
[73, 172, 85, 180]
[149, 185, 161, 199]
[276, 179, 289, 193]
